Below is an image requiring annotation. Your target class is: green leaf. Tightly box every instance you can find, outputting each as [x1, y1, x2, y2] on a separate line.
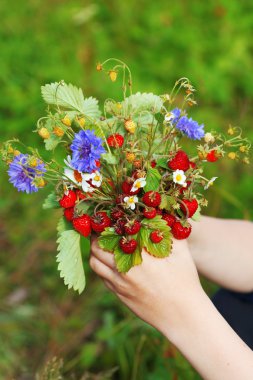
[144, 167, 161, 191]
[41, 82, 100, 117]
[114, 245, 135, 273]
[122, 92, 163, 115]
[191, 206, 201, 222]
[156, 158, 169, 169]
[56, 229, 86, 294]
[75, 200, 92, 214]
[98, 227, 121, 252]
[42, 192, 60, 209]
[160, 194, 176, 210]
[140, 216, 172, 258]
[102, 153, 118, 165]
[57, 217, 72, 234]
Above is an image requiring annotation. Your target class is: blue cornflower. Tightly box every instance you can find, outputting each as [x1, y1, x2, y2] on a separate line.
[175, 115, 205, 140]
[70, 130, 105, 173]
[8, 154, 46, 193]
[171, 108, 181, 124]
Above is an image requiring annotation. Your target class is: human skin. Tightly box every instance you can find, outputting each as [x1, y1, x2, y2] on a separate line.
[89, 236, 253, 380]
[189, 216, 253, 292]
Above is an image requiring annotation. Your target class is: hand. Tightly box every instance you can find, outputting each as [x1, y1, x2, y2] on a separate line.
[89, 236, 202, 336]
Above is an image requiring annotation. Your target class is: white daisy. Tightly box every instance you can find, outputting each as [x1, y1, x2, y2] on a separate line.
[90, 171, 102, 187]
[204, 177, 218, 190]
[173, 169, 187, 186]
[164, 112, 175, 123]
[124, 195, 138, 210]
[131, 177, 146, 192]
[63, 156, 93, 192]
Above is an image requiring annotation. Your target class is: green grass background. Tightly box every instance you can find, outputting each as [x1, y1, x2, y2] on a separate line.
[0, 0, 253, 379]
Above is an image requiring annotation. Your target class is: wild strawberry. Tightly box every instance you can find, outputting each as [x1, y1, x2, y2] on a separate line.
[119, 237, 137, 254]
[132, 169, 146, 179]
[116, 194, 126, 205]
[143, 207, 157, 219]
[72, 214, 91, 237]
[122, 180, 139, 195]
[156, 208, 163, 216]
[111, 208, 125, 221]
[162, 213, 176, 227]
[179, 181, 191, 194]
[180, 199, 198, 218]
[207, 149, 220, 162]
[95, 160, 101, 168]
[168, 150, 190, 171]
[143, 191, 161, 207]
[76, 189, 87, 200]
[189, 161, 197, 169]
[171, 222, 192, 240]
[125, 220, 141, 235]
[114, 219, 126, 235]
[150, 230, 164, 243]
[91, 211, 112, 233]
[59, 190, 77, 208]
[64, 207, 74, 222]
[124, 119, 136, 134]
[107, 134, 124, 148]
[151, 160, 156, 168]
[133, 159, 142, 169]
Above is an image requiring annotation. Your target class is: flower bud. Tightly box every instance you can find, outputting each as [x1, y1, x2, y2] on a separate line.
[227, 126, 235, 135]
[77, 117, 85, 127]
[96, 62, 103, 71]
[228, 152, 237, 160]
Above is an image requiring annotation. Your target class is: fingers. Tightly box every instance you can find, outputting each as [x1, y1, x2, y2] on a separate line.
[89, 255, 115, 282]
[90, 235, 116, 270]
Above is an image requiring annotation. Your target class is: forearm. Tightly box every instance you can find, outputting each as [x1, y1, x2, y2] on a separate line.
[189, 216, 253, 291]
[159, 288, 253, 380]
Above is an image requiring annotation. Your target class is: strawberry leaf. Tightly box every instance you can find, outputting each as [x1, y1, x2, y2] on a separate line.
[144, 167, 161, 192]
[160, 194, 176, 210]
[43, 192, 60, 209]
[156, 158, 168, 169]
[56, 229, 86, 294]
[140, 216, 172, 258]
[98, 227, 121, 252]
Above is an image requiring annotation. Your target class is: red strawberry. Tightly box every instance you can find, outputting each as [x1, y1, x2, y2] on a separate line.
[119, 237, 137, 254]
[111, 208, 125, 221]
[168, 150, 190, 171]
[122, 180, 139, 195]
[162, 213, 176, 227]
[59, 190, 77, 208]
[179, 181, 191, 194]
[76, 189, 87, 200]
[151, 160, 157, 168]
[72, 214, 91, 237]
[143, 207, 157, 219]
[91, 211, 112, 233]
[95, 160, 101, 168]
[116, 194, 126, 205]
[180, 199, 198, 218]
[150, 230, 164, 243]
[207, 149, 220, 162]
[171, 222, 192, 240]
[189, 161, 197, 169]
[125, 220, 141, 235]
[64, 207, 74, 222]
[107, 134, 124, 148]
[143, 191, 161, 207]
[114, 219, 126, 235]
[156, 208, 163, 216]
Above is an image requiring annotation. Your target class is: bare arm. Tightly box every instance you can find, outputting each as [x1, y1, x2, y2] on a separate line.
[90, 238, 253, 380]
[189, 216, 253, 292]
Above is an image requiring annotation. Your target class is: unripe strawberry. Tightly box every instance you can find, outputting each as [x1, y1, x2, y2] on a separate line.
[109, 70, 117, 82]
[133, 159, 142, 169]
[61, 115, 71, 127]
[124, 119, 136, 134]
[126, 152, 136, 163]
[38, 127, 50, 139]
[53, 126, 65, 137]
[96, 62, 103, 71]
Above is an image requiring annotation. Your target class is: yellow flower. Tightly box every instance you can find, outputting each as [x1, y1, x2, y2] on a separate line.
[109, 70, 117, 82]
[227, 126, 235, 135]
[228, 152, 237, 160]
[38, 127, 50, 139]
[61, 115, 71, 127]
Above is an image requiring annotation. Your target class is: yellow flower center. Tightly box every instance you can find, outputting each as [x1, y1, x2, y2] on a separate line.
[94, 175, 100, 182]
[176, 174, 182, 182]
[129, 197, 135, 203]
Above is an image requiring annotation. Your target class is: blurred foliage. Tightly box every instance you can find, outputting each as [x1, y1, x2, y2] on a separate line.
[0, 0, 253, 378]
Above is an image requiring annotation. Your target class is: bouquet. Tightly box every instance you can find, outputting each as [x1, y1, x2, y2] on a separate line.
[1, 59, 250, 294]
